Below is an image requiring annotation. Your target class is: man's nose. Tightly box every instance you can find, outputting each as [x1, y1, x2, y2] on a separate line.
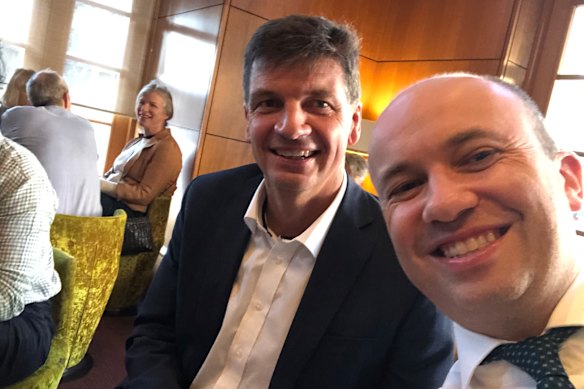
[422, 172, 478, 224]
[274, 104, 311, 140]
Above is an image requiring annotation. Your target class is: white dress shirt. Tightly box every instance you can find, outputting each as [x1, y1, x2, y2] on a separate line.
[191, 174, 348, 389]
[442, 264, 584, 389]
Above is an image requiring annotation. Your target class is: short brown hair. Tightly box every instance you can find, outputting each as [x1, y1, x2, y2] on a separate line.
[243, 15, 361, 106]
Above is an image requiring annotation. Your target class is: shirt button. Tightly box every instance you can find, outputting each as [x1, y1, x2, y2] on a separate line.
[235, 349, 243, 358]
[255, 302, 263, 311]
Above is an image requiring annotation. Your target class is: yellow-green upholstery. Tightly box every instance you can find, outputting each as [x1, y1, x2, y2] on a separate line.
[107, 196, 171, 312]
[49, 209, 126, 369]
[7, 248, 76, 389]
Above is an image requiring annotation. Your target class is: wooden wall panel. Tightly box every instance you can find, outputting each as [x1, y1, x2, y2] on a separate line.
[368, 60, 501, 117]
[195, 0, 546, 177]
[502, 61, 528, 85]
[360, 57, 378, 120]
[231, 0, 390, 59]
[507, 0, 545, 68]
[104, 115, 137, 174]
[197, 135, 255, 175]
[524, 0, 577, 113]
[231, 0, 515, 61]
[206, 8, 264, 142]
[158, 0, 224, 17]
[370, 0, 515, 61]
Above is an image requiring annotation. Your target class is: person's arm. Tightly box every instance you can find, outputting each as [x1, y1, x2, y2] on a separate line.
[382, 292, 455, 388]
[0, 149, 58, 321]
[116, 138, 182, 206]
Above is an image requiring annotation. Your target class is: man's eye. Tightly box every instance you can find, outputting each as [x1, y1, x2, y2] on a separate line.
[470, 150, 494, 162]
[461, 148, 500, 170]
[387, 180, 422, 200]
[306, 100, 332, 111]
[254, 99, 281, 112]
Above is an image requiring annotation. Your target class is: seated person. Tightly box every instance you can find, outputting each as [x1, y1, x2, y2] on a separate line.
[0, 68, 35, 125]
[0, 133, 61, 386]
[345, 152, 368, 186]
[100, 80, 182, 218]
[0, 69, 102, 216]
[118, 15, 453, 389]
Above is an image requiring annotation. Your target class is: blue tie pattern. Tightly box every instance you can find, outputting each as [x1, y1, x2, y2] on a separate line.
[481, 326, 580, 389]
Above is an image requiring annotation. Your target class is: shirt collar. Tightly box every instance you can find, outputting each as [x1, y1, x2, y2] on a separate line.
[243, 172, 348, 258]
[453, 262, 584, 389]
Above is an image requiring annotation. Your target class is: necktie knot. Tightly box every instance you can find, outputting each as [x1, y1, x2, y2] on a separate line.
[481, 326, 581, 389]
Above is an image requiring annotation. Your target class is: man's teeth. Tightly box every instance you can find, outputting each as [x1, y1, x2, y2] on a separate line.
[277, 150, 314, 159]
[441, 231, 498, 258]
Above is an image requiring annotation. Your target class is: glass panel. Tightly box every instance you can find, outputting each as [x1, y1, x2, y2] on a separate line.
[558, 5, 584, 75]
[0, 0, 34, 43]
[545, 79, 584, 151]
[71, 105, 113, 174]
[68, 2, 130, 68]
[0, 43, 25, 98]
[85, 0, 133, 13]
[92, 121, 112, 174]
[64, 59, 120, 112]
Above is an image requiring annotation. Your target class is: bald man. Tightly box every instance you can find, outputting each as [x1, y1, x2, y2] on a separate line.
[368, 74, 584, 388]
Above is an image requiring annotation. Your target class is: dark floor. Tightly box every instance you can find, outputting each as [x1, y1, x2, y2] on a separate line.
[58, 314, 135, 389]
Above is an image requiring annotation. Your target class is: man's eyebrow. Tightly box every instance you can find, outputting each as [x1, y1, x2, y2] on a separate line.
[377, 162, 413, 187]
[308, 89, 333, 99]
[445, 128, 504, 148]
[249, 89, 277, 101]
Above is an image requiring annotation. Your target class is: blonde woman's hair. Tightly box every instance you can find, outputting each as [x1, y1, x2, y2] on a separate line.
[2, 68, 35, 107]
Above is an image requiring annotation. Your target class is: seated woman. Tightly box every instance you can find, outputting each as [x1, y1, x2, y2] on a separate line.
[0, 68, 35, 125]
[100, 80, 182, 218]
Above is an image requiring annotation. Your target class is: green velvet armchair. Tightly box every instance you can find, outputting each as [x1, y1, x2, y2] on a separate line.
[107, 196, 171, 313]
[49, 209, 126, 375]
[7, 248, 76, 389]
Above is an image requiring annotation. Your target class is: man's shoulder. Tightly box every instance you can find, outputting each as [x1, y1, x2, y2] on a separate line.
[47, 106, 92, 126]
[0, 137, 50, 189]
[1, 105, 38, 123]
[183, 164, 261, 204]
[193, 164, 262, 187]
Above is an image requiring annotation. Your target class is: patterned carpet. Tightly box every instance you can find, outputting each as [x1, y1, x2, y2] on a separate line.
[58, 314, 135, 389]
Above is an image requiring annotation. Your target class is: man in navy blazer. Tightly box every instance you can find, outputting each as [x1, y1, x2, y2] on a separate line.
[119, 15, 453, 389]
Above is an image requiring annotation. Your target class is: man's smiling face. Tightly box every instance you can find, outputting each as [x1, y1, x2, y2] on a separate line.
[245, 57, 361, 200]
[369, 76, 582, 335]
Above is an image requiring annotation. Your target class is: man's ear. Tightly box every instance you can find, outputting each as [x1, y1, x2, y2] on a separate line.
[558, 152, 583, 212]
[244, 104, 251, 142]
[63, 92, 71, 110]
[348, 102, 362, 146]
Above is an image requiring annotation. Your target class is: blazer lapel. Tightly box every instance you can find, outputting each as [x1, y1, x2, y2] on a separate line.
[270, 181, 376, 388]
[186, 169, 261, 369]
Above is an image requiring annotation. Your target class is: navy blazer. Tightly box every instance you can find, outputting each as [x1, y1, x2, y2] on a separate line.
[120, 164, 454, 389]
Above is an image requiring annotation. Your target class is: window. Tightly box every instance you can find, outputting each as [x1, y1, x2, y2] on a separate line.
[0, 1, 156, 173]
[0, 0, 34, 93]
[545, 5, 584, 152]
[544, 4, 584, 234]
[64, 1, 132, 112]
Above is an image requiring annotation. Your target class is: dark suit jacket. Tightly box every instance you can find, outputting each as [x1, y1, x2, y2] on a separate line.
[120, 164, 454, 389]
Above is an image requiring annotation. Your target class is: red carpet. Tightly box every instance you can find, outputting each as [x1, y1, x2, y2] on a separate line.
[58, 314, 135, 389]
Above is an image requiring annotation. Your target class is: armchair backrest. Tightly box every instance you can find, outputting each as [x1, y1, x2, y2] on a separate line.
[49, 209, 126, 368]
[7, 248, 77, 389]
[107, 196, 171, 312]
